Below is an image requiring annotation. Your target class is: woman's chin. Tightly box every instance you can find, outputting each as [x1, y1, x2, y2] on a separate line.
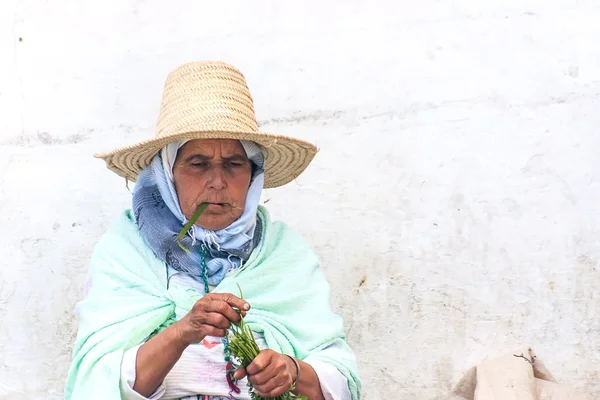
[195, 215, 237, 231]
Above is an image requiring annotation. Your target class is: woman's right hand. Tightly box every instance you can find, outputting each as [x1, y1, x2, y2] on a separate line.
[174, 293, 250, 346]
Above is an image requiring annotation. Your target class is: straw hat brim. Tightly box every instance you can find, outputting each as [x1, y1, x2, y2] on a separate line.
[94, 130, 318, 188]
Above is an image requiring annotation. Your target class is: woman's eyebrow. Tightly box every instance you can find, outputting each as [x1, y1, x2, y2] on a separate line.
[183, 153, 248, 163]
[225, 154, 250, 162]
[183, 154, 211, 163]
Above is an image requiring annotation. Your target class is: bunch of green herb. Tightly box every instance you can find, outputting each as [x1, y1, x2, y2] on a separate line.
[179, 207, 306, 399]
[228, 285, 308, 400]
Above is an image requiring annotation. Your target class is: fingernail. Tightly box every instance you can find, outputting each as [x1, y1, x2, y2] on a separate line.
[243, 303, 250, 310]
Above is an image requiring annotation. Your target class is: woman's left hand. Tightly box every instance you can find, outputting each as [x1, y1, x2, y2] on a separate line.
[233, 349, 296, 398]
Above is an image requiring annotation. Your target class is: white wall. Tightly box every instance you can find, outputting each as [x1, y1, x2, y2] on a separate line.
[1, 0, 599, 398]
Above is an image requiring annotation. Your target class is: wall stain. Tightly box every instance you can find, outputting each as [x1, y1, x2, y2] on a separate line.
[259, 110, 347, 126]
[577, 254, 597, 272]
[358, 276, 367, 288]
[1, 131, 90, 147]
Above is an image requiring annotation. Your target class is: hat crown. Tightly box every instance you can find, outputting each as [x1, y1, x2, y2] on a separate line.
[95, 61, 318, 188]
[156, 61, 259, 139]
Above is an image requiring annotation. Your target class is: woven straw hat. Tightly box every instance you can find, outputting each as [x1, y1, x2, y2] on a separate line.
[95, 61, 318, 188]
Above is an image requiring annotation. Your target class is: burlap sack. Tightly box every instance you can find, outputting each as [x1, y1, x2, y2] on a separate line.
[438, 347, 596, 400]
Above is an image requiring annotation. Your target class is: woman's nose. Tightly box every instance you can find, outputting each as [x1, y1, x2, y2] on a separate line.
[207, 167, 226, 190]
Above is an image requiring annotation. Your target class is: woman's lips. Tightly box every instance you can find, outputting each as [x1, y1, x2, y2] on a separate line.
[204, 202, 231, 210]
[197, 202, 241, 211]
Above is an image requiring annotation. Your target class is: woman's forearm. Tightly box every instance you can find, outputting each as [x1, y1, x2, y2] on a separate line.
[292, 359, 326, 400]
[133, 322, 188, 397]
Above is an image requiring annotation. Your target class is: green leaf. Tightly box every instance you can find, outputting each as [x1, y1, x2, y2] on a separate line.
[177, 203, 208, 252]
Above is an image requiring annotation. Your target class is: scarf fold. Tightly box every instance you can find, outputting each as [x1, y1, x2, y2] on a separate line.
[64, 207, 361, 400]
[132, 140, 264, 287]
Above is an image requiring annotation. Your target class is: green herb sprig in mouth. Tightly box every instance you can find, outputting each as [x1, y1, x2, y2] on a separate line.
[177, 202, 244, 252]
[177, 203, 209, 252]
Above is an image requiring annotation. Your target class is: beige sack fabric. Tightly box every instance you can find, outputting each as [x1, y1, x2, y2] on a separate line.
[439, 347, 597, 400]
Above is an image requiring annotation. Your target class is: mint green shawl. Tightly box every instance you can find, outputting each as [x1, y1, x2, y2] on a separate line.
[64, 206, 360, 399]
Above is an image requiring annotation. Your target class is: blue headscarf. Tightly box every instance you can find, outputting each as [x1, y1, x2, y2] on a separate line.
[132, 140, 265, 288]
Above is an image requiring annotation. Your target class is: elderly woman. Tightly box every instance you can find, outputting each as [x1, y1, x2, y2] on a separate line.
[65, 62, 360, 400]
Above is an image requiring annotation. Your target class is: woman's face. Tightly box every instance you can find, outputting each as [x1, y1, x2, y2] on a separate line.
[173, 139, 252, 231]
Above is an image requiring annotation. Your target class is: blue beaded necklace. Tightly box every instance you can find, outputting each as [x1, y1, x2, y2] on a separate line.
[197, 244, 241, 395]
[198, 245, 210, 294]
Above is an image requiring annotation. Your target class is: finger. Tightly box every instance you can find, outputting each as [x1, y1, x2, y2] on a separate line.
[253, 379, 289, 399]
[216, 293, 251, 312]
[248, 361, 286, 387]
[246, 350, 275, 375]
[233, 366, 247, 381]
[203, 300, 243, 323]
[199, 326, 227, 338]
[200, 312, 232, 330]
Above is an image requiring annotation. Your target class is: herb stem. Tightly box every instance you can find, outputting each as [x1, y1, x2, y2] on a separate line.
[177, 203, 209, 252]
